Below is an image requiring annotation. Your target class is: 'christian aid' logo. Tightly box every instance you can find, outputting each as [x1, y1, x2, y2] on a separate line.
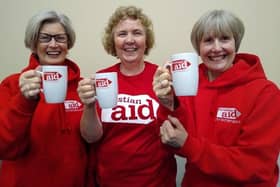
[216, 107, 241, 120]
[172, 60, 191, 71]
[96, 78, 112, 88]
[64, 100, 83, 111]
[101, 94, 159, 124]
[43, 72, 63, 81]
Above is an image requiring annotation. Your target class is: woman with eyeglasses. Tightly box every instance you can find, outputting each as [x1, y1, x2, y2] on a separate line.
[0, 10, 89, 187]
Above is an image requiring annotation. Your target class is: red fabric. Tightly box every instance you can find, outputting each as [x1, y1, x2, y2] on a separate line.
[166, 53, 280, 187]
[0, 54, 90, 187]
[90, 62, 177, 187]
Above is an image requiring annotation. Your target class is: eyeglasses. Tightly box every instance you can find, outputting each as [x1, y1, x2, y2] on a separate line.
[38, 33, 68, 43]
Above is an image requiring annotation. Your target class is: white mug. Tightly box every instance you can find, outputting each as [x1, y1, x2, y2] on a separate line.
[39, 65, 67, 103]
[169, 52, 199, 96]
[95, 72, 118, 109]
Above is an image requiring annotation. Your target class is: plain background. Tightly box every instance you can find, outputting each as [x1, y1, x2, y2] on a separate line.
[0, 0, 279, 186]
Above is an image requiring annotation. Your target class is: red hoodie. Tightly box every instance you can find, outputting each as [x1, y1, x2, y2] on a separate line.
[0, 54, 89, 187]
[159, 53, 280, 187]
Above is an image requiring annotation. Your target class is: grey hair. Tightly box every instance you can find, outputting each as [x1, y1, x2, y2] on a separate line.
[191, 9, 245, 54]
[24, 10, 76, 51]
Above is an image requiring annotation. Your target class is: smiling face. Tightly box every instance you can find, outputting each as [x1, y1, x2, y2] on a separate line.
[199, 32, 236, 81]
[35, 22, 68, 65]
[113, 18, 146, 65]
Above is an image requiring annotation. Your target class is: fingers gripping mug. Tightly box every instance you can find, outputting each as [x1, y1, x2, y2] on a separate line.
[39, 65, 67, 103]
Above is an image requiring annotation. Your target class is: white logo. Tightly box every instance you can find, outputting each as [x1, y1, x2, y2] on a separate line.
[216, 107, 241, 124]
[64, 100, 83, 112]
[101, 94, 159, 125]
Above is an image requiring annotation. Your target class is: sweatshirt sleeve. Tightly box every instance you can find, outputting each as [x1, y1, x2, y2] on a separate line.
[157, 96, 186, 124]
[178, 85, 280, 183]
[0, 75, 38, 159]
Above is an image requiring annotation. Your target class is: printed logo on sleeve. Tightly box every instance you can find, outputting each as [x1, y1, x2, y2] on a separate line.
[172, 60, 191, 71]
[43, 72, 63, 81]
[96, 78, 112, 88]
[216, 107, 241, 124]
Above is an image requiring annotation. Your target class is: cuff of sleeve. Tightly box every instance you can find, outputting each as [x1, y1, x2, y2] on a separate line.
[157, 104, 171, 123]
[12, 93, 38, 114]
[177, 135, 204, 163]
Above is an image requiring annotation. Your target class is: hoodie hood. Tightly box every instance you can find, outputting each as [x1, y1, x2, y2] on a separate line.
[199, 53, 267, 88]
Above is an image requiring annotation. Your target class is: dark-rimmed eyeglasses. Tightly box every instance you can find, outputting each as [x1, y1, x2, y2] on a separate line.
[38, 33, 68, 43]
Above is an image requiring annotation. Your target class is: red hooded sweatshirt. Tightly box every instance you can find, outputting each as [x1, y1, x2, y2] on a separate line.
[159, 53, 280, 187]
[0, 54, 89, 187]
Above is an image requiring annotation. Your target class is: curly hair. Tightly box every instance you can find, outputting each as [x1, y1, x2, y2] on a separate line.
[102, 6, 155, 57]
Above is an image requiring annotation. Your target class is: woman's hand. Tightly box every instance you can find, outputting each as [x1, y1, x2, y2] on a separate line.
[160, 115, 188, 148]
[77, 78, 96, 106]
[19, 70, 42, 100]
[153, 66, 174, 110]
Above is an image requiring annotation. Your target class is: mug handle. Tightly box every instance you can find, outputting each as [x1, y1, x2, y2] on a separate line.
[35, 70, 44, 93]
[163, 61, 172, 72]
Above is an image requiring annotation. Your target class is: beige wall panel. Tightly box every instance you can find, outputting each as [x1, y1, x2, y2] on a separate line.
[0, 0, 279, 85]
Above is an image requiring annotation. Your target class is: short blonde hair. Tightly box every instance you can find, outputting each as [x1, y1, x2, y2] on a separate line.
[24, 10, 76, 51]
[102, 6, 155, 57]
[191, 9, 244, 54]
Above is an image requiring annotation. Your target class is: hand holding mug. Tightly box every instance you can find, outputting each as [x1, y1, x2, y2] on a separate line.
[153, 66, 174, 110]
[78, 72, 118, 109]
[153, 66, 173, 97]
[19, 69, 42, 100]
[77, 78, 97, 106]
